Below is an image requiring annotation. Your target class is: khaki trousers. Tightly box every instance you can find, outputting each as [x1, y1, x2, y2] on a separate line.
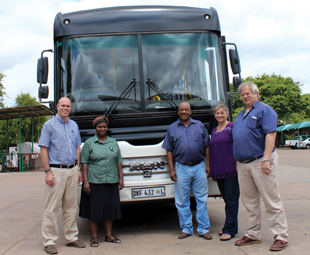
[42, 166, 79, 246]
[238, 152, 289, 242]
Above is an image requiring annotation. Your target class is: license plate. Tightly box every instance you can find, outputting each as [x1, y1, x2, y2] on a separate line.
[131, 186, 166, 199]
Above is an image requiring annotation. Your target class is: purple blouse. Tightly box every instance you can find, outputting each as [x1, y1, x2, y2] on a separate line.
[209, 122, 237, 180]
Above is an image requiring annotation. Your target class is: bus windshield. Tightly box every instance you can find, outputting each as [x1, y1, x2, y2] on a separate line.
[57, 32, 225, 115]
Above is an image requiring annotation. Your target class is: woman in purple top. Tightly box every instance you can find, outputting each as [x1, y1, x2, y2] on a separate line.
[207, 104, 240, 241]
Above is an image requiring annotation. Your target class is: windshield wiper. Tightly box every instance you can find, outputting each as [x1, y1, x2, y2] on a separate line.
[103, 78, 138, 118]
[146, 78, 178, 112]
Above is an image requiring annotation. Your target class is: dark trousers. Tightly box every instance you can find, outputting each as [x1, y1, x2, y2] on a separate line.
[217, 177, 240, 237]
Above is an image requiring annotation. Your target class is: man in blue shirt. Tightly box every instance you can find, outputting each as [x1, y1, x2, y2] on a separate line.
[232, 82, 289, 252]
[39, 97, 85, 254]
[162, 102, 212, 240]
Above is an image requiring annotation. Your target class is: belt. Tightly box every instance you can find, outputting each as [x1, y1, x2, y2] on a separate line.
[240, 155, 263, 164]
[50, 163, 77, 168]
[185, 160, 202, 167]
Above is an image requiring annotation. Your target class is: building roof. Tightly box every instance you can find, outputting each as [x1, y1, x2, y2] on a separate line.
[0, 105, 54, 120]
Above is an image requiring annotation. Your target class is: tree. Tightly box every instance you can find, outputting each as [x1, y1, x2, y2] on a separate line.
[301, 94, 310, 121]
[0, 92, 50, 151]
[15, 92, 41, 106]
[230, 74, 308, 124]
[230, 83, 244, 120]
[0, 72, 7, 108]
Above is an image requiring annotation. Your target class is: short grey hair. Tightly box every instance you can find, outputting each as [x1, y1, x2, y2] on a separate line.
[238, 81, 260, 98]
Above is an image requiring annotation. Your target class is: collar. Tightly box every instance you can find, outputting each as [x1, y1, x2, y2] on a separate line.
[55, 114, 70, 124]
[177, 117, 196, 126]
[242, 100, 260, 114]
[94, 134, 111, 144]
[253, 100, 260, 108]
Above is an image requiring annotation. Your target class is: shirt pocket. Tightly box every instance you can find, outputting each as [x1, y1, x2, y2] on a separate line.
[192, 131, 202, 142]
[247, 117, 258, 129]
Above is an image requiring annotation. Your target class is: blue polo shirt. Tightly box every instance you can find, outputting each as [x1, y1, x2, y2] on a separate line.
[232, 100, 277, 162]
[162, 118, 210, 164]
[39, 115, 81, 164]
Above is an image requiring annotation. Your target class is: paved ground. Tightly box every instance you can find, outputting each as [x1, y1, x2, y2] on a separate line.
[0, 148, 309, 255]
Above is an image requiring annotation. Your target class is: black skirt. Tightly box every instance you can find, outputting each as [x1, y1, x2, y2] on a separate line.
[79, 182, 122, 221]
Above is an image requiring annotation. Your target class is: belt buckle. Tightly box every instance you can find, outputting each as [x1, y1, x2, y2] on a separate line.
[187, 162, 196, 166]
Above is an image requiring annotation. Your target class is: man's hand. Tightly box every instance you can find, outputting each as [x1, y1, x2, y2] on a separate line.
[206, 166, 210, 178]
[78, 170, 82, 183]
[261, 161, 272, 175]
[170, 170, 177, 182]
[45, 171, 55, 186]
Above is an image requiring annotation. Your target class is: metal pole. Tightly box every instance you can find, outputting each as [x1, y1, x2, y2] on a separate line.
[281, 131, 283, 148]
[19, 113, 22, 172]
[6, 119, 9, 153]
[31, 117, 34, 153]
[298, 129, 300, 149]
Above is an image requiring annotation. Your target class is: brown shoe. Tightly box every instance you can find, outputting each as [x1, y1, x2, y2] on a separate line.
[178, 232, 191, 239]
[199, 232, 213, 240]
[270, 239, 289, 251]
[44, 245, 58, 254]
[235, 236, 262, 246]
[66, 239, 86, 248]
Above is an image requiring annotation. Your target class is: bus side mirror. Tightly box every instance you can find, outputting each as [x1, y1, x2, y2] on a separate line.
[233, 76, 242, 89]
[229, 49, 241, 75]
[37, 57, 49, 84]
[38, 86, 49, 99]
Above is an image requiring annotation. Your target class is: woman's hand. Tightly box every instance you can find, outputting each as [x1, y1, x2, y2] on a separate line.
[83, 181, 91, 195]
[118, 178, 124, 190]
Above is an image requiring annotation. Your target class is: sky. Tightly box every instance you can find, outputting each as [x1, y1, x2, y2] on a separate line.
[0, 0, 309, 107]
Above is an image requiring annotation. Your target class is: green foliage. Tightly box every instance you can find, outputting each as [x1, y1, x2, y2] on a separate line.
[230, 73, 308, 124]
[283, 133, 296, 140]
[0, 92, 49, 151]
[0, 73, 7, 108]
[301, 94, 310, 121]
[230, 83, 243, 118]
[15, 92, 41, 106]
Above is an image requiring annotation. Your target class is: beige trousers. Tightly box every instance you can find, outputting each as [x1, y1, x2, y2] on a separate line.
[42, 166, 79, 246]
[238, 152, 289, 242]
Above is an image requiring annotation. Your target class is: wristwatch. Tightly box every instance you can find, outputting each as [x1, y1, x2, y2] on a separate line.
[262, 157, 270, 162]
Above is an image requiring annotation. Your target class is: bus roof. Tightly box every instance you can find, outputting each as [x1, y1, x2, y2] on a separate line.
[54, 5, 221, 39]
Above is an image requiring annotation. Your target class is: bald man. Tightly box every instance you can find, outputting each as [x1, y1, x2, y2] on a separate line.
[39, 97, 85, 254]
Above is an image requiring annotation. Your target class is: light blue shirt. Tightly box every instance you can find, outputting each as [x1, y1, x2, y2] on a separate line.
[232, 100, 277, 162]
[39, 115, 81, 164]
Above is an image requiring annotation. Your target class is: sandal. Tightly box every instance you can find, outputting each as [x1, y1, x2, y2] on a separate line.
[105, 234, 121, 243]
[220, 233, 232, 241]
[90, 236, 98, 247]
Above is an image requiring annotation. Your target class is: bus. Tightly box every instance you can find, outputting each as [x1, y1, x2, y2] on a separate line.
[37, 5, 242, 202]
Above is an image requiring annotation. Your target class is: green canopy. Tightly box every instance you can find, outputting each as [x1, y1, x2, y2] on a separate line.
[277, 124, 293, 132]
[283, 121, 310, 131]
